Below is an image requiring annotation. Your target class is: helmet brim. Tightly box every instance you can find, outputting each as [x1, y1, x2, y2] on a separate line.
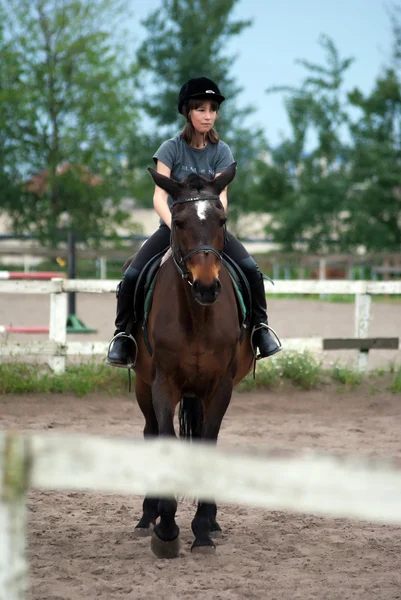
[179, 92, 225, 114]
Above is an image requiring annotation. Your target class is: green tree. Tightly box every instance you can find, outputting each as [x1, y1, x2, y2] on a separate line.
[0, 0, 138, 244]
[0, 10, 26, 213]
[260, 35, 354, 251]
[129, 0, 267, 216]
[345, 68, 401, 251]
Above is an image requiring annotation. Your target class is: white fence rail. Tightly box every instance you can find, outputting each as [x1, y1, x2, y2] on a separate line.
[3, 431, 401, 599]
[1, 278, 401, 373]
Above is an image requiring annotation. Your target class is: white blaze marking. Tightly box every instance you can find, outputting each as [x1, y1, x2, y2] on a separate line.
[196, 201, 210, 221]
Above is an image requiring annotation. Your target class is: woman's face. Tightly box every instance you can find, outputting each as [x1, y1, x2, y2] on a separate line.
[190, 101, 218, 134]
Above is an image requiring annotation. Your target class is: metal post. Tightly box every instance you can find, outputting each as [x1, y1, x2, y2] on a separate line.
[65, 231, 96, 333]
[67, 230, 76, 317]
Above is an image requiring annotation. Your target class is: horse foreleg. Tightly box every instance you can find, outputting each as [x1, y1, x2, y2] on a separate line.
[150, 373, 181, 559]
[191, 379, 233, 554]
[134, 376, 159, 537]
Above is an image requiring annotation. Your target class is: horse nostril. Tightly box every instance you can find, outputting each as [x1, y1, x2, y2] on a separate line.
[192, 280, 201, 294]
[192, 278, 221, 304]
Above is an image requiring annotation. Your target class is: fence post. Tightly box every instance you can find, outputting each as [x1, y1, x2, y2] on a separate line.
[319, 258, 326, 300]
[49, 279, 67, 373]
[354, 293, 371, 372]
[99, 257, 107, 279]
[0, 433, 29, 600]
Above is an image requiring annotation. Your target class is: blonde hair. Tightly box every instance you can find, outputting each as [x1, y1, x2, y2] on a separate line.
[180, 98, 220, 145]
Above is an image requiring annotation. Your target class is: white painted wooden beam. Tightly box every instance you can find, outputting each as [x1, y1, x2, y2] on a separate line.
[27, 433, 401, 526]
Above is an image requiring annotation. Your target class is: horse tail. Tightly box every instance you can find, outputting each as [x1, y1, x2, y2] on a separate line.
[179, 396, 203, 440]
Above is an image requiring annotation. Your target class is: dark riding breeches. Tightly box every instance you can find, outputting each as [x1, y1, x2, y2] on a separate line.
[119, 225, 263, 295]
[119, 225, 171, 294]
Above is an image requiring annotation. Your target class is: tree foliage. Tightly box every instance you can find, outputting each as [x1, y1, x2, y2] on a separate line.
[129, 0, 267, 215]
[0, 0, 138, 244]
[346, 68, 401, 251]
[258, 23, 401, 253]
[261, 36, 353, 252]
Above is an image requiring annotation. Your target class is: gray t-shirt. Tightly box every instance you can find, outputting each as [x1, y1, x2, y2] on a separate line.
[153, 133, 235, 211]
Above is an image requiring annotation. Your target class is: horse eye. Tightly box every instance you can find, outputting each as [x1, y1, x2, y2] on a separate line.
[174, 219, 184, 229]
[220, 217, 227, 227]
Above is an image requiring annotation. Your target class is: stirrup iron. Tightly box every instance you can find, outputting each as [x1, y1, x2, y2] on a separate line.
[251, 323, 282, 360]
[107, 332, 138, 369]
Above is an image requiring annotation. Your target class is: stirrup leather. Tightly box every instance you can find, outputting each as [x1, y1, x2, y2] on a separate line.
[251, 323, 282, 360]
[107, 332, 138, 368]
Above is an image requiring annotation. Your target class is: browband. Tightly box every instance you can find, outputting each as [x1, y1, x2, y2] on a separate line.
[172, 194, 221, 206]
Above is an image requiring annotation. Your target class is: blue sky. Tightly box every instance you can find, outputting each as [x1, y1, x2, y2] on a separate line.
[130, 0, 392, 146]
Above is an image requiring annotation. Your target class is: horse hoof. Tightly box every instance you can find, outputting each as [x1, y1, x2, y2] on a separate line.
[191, 543, 216, 556]
[133, 525, 154, 538]
[151, 533, 181, 559]
[209, 529, 222, 539]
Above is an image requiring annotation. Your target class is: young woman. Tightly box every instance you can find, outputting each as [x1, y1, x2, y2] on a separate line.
[107, 77, 281, 367]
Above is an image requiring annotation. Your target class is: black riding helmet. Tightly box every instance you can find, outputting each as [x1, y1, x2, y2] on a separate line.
[178, 77, 225, 115]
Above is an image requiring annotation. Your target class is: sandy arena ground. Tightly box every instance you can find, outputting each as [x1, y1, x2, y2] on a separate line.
[1, 385, 400, 600]
[1, 295, 401, 598]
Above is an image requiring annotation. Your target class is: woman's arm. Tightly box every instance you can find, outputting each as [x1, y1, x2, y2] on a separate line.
[153, 161, 172, 229]
[215, 173, 228, 211]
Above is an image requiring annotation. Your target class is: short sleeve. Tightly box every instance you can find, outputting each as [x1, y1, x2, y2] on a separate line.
[215, 142, 235, 173]
[153, 139, 177, 169]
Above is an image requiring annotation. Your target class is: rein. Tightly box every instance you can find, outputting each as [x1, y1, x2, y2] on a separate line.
[170, 194, 223, 283]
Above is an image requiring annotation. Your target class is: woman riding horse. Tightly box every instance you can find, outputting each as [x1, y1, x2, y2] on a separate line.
[107, 77, 281, 367]
[130, 163, 270, 557]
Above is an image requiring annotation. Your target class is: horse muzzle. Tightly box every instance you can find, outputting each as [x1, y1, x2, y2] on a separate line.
[192, 278, 222, 305]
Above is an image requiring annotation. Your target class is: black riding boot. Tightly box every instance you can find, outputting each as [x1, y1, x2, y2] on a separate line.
[251, 276, 282, 358]
[107, 288, 137, 368]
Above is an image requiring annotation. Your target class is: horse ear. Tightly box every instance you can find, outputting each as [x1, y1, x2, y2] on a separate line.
[148, 167, 183, 199]
[212, 162, 237, 194]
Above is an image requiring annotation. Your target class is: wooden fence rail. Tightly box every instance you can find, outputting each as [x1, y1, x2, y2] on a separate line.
[0, 279, 401, 373]
[2, 431, 401, 599]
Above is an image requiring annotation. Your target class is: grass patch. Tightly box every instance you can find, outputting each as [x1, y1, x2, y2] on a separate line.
[238, 350, 323, 392]
[0, 354, 400, 396]
[330, 364, 363, 387]
[0, 362, 128, 397]
[389, 366, 401, 393]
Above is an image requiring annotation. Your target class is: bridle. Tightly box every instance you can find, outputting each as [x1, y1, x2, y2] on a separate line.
[170, 195, 224, 284]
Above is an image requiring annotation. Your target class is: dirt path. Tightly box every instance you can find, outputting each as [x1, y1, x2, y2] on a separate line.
[1, 384, 400, 599]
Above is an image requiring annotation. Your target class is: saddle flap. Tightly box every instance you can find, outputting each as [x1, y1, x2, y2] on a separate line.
[222, 253, 252, 327]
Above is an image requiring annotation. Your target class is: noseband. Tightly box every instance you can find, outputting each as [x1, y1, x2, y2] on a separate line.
[170, 195, 223, 283]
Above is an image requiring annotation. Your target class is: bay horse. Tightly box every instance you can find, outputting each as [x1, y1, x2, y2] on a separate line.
[131, 162, 254, 558]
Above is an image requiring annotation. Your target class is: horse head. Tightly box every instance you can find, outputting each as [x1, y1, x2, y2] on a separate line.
[148, 162, 236, 305]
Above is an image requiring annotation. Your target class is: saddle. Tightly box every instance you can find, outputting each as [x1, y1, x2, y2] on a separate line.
[131, 250, 253, 356]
